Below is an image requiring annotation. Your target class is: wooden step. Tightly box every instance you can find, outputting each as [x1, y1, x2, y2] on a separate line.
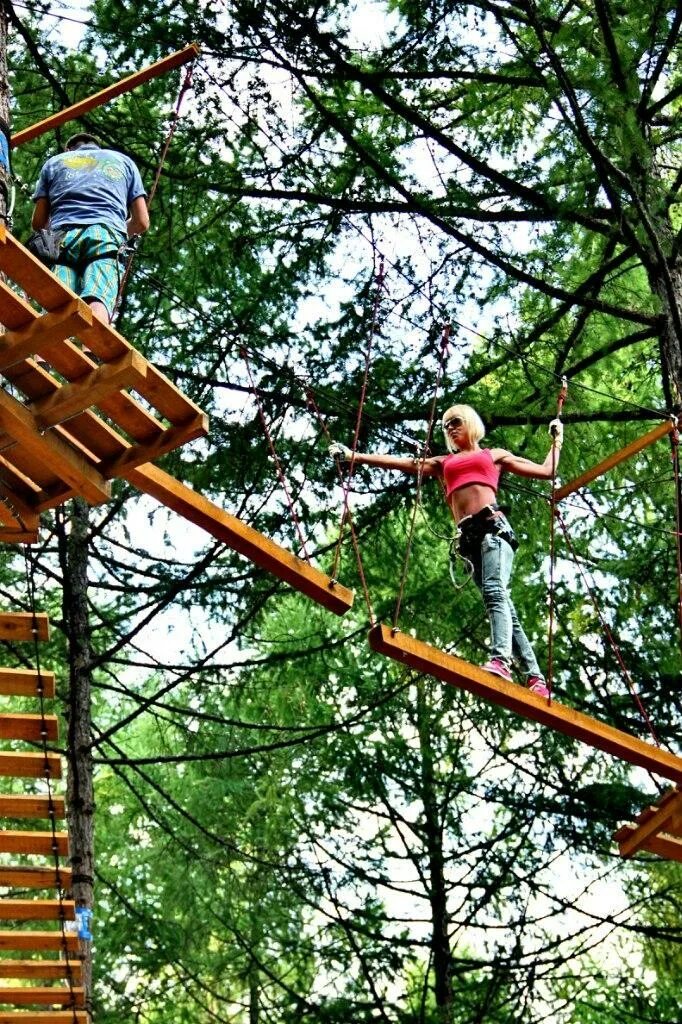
[0, 932, 78, 953]
[0, 987, 84, 1007]
[0, 1014, 87, 1023]
[0, 616, 49, 643]
[0, 754, 61, 780]
[0, 962, 81, 982]
[0, 902, 75, 923]
[0, 832, 69, 857]
[0, 716, 58, 743]
[0, 670, 54, 699]
[0, 796, 65, 821]
[0, 867, 72, 890]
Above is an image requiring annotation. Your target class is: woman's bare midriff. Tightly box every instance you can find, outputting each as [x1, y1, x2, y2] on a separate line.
[447, 483, 498, 523]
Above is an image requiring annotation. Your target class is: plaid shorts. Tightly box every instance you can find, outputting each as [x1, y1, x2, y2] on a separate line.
[55, 224, 125, 319]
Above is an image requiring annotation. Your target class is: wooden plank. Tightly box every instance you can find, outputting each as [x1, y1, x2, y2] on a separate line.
[126, 464, 355, 616]
[103, 413, 209, 477]
[0, 530, 40, 545]
[12, 43, 200, 147]
[0, 670, 54, 698]
[555, 421, 674, 500]
[0, 902, 74, 923]
[368, 623, 682, 783]
[0, 796, 64, 820]
[0, 833, 69, 857]
[0, 614, 49, 643]
[0, 754, 61, 780]
[0, 988, 84, 1008]
[613, 787, 682, 856]
[0, 389, 111, 507]
[0, 867, 71, 889]
[615, 822, 682, 861]
[0, 963, 81, 982]
[0, 716, 58, 743]
[0, 300, 93, 372]
[0, 1013, 87, 1023]
[31, 350, 148, 429]
[0, 933, 78, 953]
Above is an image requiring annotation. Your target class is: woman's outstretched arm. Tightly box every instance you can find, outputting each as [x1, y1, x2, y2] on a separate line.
[329, 442, 443, 477]
[490, 420, 563, 480]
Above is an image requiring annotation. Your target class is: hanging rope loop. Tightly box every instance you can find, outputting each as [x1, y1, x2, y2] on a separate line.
[547, 377, 568, 699]
[111, 54, 197, 321]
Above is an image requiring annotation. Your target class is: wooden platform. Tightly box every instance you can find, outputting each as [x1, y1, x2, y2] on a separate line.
[614, 786, 682, 860]
[368, 624, 682, 784]
[0, 226, 207, 533]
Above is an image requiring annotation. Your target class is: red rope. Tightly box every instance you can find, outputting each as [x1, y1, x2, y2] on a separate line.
[112, 60, 195, 320]
[331, 252, 386, 583]
[671, 419, 682, 652]
[242, 349, 311, 563]
[555, 508, 661, 747]
[305, 388, 375, 623]
[392, 323, 451, 630]
[546, 376, 567, 700]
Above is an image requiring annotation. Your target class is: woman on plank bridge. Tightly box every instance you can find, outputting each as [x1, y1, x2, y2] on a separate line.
[330, 404, 563, 698]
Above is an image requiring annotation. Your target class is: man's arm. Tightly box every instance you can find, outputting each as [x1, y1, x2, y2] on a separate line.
[31, 198, 50, 230]
[127, 196, 149, 237]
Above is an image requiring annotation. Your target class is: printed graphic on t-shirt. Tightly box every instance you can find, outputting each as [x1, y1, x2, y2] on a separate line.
[60, 154, 125, 181]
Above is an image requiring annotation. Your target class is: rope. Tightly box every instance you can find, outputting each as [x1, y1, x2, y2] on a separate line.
[242, 347, 311, 563]
[23, 546, 80, 1020]
[553, 509, 661, 746]
[546, 376, 568, 699]
[111, 58, 195, 321]
[671, 418, 682, 652]
[305, 388, 375, 622]
[392, 323, 451, 630]
[330, 251, 386, 584]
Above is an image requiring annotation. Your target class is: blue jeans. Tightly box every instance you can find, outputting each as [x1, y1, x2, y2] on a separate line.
[470, 527, 543, 679]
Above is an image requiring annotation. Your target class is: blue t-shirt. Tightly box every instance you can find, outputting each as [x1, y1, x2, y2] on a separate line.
[33, 144, 147, 235]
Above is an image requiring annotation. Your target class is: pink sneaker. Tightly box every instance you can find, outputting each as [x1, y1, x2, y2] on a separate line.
[482, 658, 512, 682]
[527, 676, 550, 698]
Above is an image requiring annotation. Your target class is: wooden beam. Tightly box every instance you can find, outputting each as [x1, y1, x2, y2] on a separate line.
[613, 787, 682, 857]
[614, 822, 682, 862]
[368, 623, 682, 784]
[555, 421, 674, 500]
[0, 529, 39, 545]
[0, 932, 78, 953]
[102, 413, 208, 477]
[0, 298, 92, 371]
[12, 43, 200, 147]
[0, 867, 72, 889]
[0, 832, 69, 857]
[125, 464, 354, 616]
[31, 350, 148, 429]
[0, 988, 84, 1007]
[0, 1014, 86, 1024]
[0, 613, 49, 642]
[0, 753, 61, 779]
[0, 963, 81, 982]
[0, 795, 65, 819]
[0, 668, 54, 698]
[0, 388, 111, 506]
[0, 714, 58, 742]
[0, 901, 75, 922]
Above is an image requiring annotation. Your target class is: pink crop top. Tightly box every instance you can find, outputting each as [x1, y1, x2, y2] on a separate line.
[443, 448, 500, 497]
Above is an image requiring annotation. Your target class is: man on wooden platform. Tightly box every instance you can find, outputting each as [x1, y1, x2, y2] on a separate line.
[31, 133, 149, 324]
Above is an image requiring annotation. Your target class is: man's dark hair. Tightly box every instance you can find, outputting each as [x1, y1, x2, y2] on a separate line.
[65, 133, 101, 151]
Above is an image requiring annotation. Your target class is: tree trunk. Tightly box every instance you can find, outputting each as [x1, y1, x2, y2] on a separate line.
[416, 681, 453, 1024]
[58, 498, 95, 1010]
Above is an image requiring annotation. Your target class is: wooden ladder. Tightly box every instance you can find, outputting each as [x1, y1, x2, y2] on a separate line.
[0, 613, 86, 1022]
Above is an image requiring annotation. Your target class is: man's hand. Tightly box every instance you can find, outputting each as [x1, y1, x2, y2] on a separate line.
[549, 418, 564, 448]
[328, 441, 353, 462]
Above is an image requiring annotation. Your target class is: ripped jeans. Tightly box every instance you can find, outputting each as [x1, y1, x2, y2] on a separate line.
[457, 509, 544, 679]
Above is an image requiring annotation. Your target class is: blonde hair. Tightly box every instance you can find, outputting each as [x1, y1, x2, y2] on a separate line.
[441, 404, 485, 452]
